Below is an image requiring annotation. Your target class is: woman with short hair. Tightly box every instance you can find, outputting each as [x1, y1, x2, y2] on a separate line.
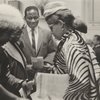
[0, 4, 34, 98]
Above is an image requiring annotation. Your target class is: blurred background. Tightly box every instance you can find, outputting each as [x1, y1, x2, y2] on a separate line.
[0, 0, 100, 40]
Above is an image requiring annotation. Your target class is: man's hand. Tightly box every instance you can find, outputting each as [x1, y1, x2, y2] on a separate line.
[43, 63, 54, 73]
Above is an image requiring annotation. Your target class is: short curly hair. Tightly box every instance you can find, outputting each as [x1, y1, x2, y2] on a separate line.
[0, 4, 25, 34]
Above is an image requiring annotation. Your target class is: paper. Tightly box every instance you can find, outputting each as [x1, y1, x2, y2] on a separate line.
[31, 73, 69, 100]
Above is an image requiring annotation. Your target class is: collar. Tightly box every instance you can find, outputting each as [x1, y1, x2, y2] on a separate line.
[26, 25, 31, 33]
[26, 25, 38, 34]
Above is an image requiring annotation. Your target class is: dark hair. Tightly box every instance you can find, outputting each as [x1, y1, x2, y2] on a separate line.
[24, 6, 39, 17]
[94, 35, 100, 41]
[73, 18, 87, 33]
[56, 10, 75, 27]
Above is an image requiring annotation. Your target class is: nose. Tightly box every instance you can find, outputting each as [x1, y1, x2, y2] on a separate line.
[31, 18, 35, 22]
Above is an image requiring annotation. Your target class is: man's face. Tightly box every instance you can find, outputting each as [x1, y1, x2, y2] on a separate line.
[25, 9, 39, 29]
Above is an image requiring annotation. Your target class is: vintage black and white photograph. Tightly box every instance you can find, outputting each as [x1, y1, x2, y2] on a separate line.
[0, 0, 100, 100]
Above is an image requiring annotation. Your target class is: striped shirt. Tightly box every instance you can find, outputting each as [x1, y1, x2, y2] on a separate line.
[53, 30, 99, 100]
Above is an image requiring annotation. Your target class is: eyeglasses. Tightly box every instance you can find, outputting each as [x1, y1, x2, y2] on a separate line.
[26, 16, 40, 21]
[48, 20, 65, 30]
[10, 24, 26, 38]
[58, 20, 65, 25]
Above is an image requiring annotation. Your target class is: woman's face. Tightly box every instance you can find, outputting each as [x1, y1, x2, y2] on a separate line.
[46, 15, 64, 40]
[51, 21, 64, 40]
[10, 28, 23, 42]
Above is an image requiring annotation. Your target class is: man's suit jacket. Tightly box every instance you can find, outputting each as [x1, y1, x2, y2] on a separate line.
[20, 25, 56, 65]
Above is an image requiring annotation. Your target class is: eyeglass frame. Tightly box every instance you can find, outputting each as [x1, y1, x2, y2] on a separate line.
[25, 16, 40, 22]
[10, 24, 26, 38]
[48, 19, 65, 30]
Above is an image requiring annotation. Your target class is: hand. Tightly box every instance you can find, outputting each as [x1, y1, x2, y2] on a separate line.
[22, 80, 35, 96]
[44, 63, 52, 68]
[43, 63, 54, 73]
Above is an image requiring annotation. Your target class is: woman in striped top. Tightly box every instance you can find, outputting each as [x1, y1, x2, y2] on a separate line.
[44, 5, 100, 100]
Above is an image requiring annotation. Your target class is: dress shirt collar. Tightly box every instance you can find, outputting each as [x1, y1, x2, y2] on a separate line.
[26, 25, 38, 35]
[26, 25, 31, 34]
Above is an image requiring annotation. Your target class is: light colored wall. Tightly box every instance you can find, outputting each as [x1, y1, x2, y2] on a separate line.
[18, 0, 83, 18]
[2, 0, 83, 18]
[0, 0, 6, 3]
[1, 0, 100, 40]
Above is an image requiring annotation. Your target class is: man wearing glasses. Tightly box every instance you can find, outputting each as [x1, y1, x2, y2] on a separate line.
[20, 6, 56, 81]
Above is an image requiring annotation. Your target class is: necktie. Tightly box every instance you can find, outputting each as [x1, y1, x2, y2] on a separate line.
[32, 30, 35, 49]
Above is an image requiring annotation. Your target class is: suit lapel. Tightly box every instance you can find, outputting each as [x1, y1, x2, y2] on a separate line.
[23, 28, 36, 56]
[23, 28, 32, 48]
[37, 27, 43, 55]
